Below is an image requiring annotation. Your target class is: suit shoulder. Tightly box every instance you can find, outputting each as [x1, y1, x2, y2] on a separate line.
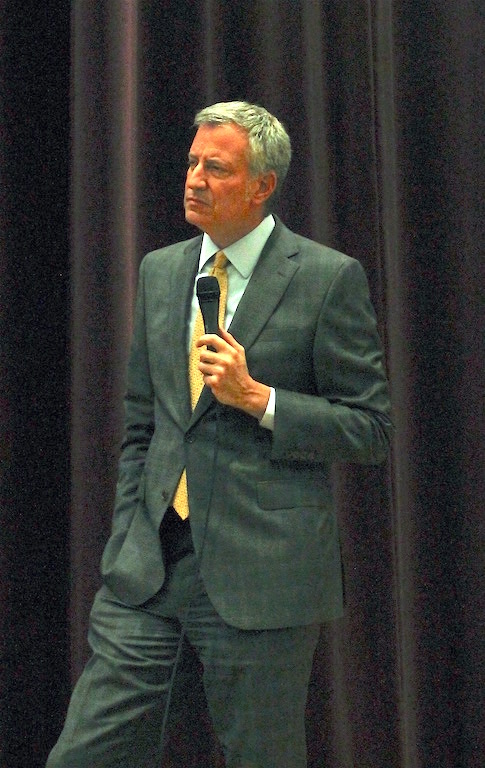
[275, 220, 354, 268]
[278, 228, 363, 286]
[293, 232, 355, 268]
[140, 235, 202, 272]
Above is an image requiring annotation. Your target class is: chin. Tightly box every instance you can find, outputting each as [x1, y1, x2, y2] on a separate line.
[185, 209, 203, 227]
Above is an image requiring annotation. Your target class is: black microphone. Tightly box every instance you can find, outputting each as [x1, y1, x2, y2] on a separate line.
[196, 275, 220, 351]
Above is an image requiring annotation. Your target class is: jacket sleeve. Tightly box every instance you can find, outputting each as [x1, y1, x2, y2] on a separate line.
[271, 257, 392, 465]
[110, 258, 154, 536]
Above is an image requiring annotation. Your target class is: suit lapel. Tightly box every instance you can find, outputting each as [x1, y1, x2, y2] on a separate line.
[228, 226, 299, 349]
[169, 237, 201, 426]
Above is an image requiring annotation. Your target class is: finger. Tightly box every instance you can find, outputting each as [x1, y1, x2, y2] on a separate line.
[218, 326, 244, 352]
[196, 333, 225, 351]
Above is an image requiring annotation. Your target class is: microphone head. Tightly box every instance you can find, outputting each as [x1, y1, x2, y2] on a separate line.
[196, 275, 220, 300]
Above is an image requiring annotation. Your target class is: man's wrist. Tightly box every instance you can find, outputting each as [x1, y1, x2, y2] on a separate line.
[241, 381, 272, 422]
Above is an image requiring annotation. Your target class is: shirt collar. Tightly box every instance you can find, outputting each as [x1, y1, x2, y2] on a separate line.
[199, 215, 275, 278]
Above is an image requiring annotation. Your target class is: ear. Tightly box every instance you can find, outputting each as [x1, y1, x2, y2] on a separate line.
[251, 171, 277, 207]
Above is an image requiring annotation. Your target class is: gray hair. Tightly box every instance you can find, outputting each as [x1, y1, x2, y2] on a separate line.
[194, 101, 292, 211]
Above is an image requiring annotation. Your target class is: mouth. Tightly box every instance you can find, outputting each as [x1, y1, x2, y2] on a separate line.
[185, 195, 209, 208]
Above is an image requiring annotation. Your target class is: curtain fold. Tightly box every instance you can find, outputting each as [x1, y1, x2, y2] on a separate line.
[1, 1, 482, 766]
[70, 0, 141, 679]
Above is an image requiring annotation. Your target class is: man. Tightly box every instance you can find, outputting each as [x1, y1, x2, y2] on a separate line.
[47, 101, 392, 768]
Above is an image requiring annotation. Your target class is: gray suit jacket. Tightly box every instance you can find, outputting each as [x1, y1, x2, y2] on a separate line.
[101, 218, 392, 629]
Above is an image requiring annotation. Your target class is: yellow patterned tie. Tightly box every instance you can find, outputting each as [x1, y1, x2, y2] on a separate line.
[172, 251, 228, 519]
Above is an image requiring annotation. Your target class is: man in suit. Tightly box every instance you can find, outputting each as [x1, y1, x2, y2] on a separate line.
[47, 101, 392, 768]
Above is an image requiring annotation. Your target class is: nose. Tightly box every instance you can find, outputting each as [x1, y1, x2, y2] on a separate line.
[187, 161, 207, 189]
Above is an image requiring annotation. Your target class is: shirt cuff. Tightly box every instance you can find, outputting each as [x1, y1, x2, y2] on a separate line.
[259, 387, 275, 431]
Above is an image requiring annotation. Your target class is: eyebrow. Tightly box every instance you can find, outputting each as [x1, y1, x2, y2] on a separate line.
[188, 152, 225, 161]
[187, 152, 232, 170]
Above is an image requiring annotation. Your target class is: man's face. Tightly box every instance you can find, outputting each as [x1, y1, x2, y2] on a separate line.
[184, 123, 267, 248]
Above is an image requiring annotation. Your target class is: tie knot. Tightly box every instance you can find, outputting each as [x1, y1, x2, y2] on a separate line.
[212, 251, 228, 273]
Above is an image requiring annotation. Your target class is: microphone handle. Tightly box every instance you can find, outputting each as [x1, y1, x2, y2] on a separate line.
[199, 296, 220, 351]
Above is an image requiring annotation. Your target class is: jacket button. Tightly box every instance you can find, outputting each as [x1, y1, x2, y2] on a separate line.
[161, 490, 169, 501]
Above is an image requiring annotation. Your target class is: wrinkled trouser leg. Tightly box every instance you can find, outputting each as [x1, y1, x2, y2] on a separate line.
[46, 553, 319, 768]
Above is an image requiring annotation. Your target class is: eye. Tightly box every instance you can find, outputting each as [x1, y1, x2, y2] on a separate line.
[207, 162, 229, 177]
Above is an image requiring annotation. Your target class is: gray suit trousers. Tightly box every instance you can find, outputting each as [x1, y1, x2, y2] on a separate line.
[46, 528, 319, 768]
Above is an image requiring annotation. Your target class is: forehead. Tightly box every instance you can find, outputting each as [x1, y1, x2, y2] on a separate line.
[189, 123, 250, 161]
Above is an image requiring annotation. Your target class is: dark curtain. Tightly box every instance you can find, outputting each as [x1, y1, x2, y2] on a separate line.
[1, 2, 482, 767]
